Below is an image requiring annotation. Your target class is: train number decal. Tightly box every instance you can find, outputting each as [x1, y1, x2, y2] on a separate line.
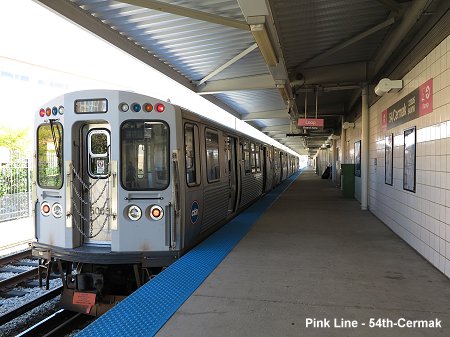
[191, 200, 199, 224]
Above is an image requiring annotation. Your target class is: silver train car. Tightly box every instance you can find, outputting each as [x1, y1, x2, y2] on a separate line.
[32, 89, 299, 315]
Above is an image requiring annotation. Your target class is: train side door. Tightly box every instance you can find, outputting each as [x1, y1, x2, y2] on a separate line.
[183, 123, 203, 245]
[262, 146, 268, 192]
[77, 124, 112, 245]
[262, 146, 273, 193]
[226, 136, 238, 214]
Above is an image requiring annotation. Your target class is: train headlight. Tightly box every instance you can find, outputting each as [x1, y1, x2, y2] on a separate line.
[127, 205, 142, 221]
[41, 201, 51, 216]
[149, 205, 164, 221]
[119, 102, 129, 112]
[58, 105, 64, 115]
[52, 203, 63, 218]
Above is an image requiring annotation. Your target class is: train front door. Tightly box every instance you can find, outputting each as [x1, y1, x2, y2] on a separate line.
[226, 136, 238, 214]
[75, 124, 112, 246]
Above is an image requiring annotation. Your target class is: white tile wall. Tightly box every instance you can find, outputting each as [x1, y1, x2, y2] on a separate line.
[348, 35, 450, 278]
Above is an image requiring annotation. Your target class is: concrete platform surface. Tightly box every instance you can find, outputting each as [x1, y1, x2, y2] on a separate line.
[156, 168, 450, 337]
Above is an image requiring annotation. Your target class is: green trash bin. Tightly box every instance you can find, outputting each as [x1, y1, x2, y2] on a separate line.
[341, 164, 355, 198]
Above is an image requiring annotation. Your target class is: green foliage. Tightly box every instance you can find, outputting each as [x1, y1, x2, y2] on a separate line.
[0, 126, 31, 154]
[0, 127, 32, 198]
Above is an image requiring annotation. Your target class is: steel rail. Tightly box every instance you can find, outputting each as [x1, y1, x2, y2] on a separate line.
[16, 309, 86, 337]
[0, 249, 32, 266]
[0, 267, 39, 290]
[0, 285, 63, 325]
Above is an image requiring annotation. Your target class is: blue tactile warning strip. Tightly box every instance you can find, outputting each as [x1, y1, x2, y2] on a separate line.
[76, 171, 301, 337]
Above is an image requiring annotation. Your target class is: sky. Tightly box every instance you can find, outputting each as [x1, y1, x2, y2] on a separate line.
[0, 0, 300, 156]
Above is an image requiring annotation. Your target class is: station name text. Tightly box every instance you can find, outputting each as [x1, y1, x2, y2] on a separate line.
[305, 318, 442, 329]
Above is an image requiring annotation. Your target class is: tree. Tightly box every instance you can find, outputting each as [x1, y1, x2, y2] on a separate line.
[0, 126, 31, 157]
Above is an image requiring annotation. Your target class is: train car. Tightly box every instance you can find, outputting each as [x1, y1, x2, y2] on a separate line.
[32, 89, 298, 315]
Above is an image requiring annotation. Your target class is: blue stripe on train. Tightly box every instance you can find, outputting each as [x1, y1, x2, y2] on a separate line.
[76, 171, 301, 337]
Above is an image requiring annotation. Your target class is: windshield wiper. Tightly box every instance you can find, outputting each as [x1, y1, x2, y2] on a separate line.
[49, 119, 62, 165]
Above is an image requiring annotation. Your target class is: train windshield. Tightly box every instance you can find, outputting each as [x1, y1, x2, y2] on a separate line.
[121, 120, 169, 190]
[37, 122, 63, 189]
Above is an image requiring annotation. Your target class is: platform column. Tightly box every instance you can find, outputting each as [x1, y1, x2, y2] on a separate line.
[361, 84, 369, 210]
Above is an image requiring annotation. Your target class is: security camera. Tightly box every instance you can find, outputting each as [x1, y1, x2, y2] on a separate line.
[374, 78, 403, 96]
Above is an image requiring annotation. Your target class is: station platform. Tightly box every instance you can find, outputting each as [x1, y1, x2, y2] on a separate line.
[78, 168, 450, 337]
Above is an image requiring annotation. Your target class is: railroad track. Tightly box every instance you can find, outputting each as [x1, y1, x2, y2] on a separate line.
[16, 309, 94, 337]
[0, 249, 65, 334]
[0, 248, 32, 266]
[0, 250, 91, 336]
[0, 285, 63, 326]
[0, 249, 40, 292]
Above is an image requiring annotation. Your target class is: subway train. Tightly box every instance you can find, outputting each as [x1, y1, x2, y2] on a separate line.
[32, 89, 299, 315]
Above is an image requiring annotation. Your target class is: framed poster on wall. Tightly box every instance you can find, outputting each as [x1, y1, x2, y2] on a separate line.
[403, 127, 416, 192]
[385, 133, 393, 185]
[354, 140, 361, 177]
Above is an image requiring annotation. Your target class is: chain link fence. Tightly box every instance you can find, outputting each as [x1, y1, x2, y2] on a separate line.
[0, 156, 32, 222]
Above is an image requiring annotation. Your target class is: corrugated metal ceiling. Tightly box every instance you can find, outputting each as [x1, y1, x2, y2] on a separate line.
[35, 0, 444, 155]
[74, 0, 257, 81]
[269, 0, 390, 70]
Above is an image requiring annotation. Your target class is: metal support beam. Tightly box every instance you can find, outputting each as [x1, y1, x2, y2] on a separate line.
[237, 0, 299, 115]
[242, 109, 289, 120]
[293, 62, 368, 86]
[371, 0, 430, 77]
[261, 125, 291, 132]
[266, 132, 290, 138]
[117, 0, 249, 30]
[301, 17, 396, 68]
[361, 84, 369, 210]
[346, 87, 362, 112]
[376, 0, 402, 15]
[294, 85, 361, 92]
[341, 116, 347, 164]
[295, 102, 345, 116]
[196, 44, 258, 86]
[36, 0, 194, 90]
[197, 74, 274, 94]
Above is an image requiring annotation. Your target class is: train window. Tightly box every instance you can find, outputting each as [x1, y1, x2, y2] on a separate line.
[255, 145, 261, 173]
[274, 150, 279, 170]
[87, 129, 110, 178]
[121, 121, 169, 190]
[205, 130, 220, 183]
[243, 141, 250, 174]
[250, 143, 256, 173]
[137, 144, 145, 179]
[185, 124, 200, 186]
[37, 122, 63, 189]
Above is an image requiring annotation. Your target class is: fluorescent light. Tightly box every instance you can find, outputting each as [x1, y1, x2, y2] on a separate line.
[249, 16, 278, 67]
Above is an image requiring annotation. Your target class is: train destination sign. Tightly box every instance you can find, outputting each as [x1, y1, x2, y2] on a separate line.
[298, 118, 324, 130]
[381, 78, 433, 131]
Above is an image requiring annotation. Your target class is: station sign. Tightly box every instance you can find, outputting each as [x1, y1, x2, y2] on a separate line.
[381, 78, 433, 131]
[298, 118, 324, 130]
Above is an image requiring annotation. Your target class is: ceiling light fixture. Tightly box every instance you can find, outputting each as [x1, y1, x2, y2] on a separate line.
[248, 16, 278, 67]
[374, 78, 403, 96]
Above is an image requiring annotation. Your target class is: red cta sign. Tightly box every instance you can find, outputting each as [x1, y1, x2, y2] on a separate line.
[298, 118, 324, 130]
[419, 78, 433, 116]
[382, 78, 433, 131]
